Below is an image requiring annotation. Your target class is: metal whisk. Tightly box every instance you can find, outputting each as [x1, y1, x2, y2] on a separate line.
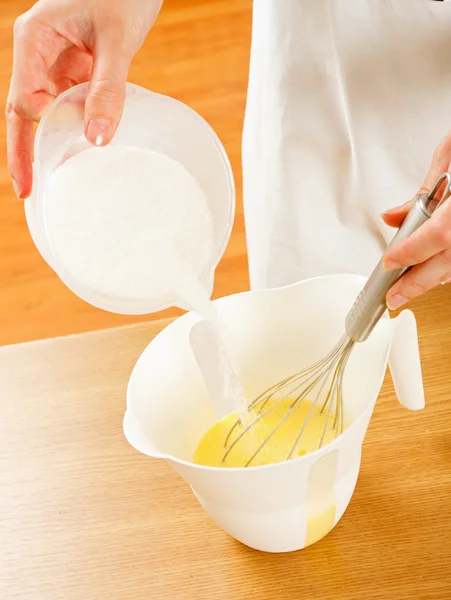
[223, 172, 451, 466]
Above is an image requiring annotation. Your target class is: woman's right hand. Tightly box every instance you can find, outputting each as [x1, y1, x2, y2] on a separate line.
[6, 0, 163, 199]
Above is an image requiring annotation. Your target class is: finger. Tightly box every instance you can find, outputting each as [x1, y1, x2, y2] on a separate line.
[8, 11, 80, 197]
[84, 34, 133, 146]
[382, 199, 414, 228]
[386, 249, 451, 310]
[6, 98, 34, 199]
[49, 46, 92, 95]
[10, 13, 70, 120]
[382, 183, 441, 229]
[383, 201, 451, 269]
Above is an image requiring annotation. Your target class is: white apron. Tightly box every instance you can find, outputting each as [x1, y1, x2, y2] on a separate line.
[242, 0, 451, 290]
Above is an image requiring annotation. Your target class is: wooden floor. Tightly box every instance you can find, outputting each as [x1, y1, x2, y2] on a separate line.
[0, 0, 252, 346]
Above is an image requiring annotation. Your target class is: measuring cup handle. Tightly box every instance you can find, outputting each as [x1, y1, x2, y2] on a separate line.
[388, 309, 425, 411]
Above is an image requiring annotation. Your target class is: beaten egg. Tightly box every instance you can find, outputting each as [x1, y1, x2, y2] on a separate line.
[193, 397, 341, 468]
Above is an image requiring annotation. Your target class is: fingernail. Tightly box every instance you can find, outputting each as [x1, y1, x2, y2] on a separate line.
[86, 118, 112, 146]
[441, 277, 451, 285]
[12, 178, 22, 199]
[383, 259, 402, 270]
[387, 295, 408, 310]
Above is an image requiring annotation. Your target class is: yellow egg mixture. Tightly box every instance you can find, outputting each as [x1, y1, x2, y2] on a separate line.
[194, 397, 339, 467]
[193, 397, 344, 547]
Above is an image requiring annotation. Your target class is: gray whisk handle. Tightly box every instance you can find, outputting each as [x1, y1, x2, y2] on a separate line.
[345, 173, 451, 343]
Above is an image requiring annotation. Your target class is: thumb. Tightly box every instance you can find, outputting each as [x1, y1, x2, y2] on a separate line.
[84, 38, 132, 146]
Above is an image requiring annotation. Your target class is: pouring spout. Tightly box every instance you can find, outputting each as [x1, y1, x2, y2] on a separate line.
[123, 410, 163, 458]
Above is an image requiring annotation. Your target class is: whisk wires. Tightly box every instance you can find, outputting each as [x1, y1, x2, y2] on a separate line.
[222, 335, 355, 467]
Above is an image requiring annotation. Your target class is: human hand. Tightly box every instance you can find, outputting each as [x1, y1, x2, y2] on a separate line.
[382, 131, 451, 310]
[6, 0, 163, 199]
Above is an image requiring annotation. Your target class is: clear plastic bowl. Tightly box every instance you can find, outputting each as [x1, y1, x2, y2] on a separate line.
[25, 82, 235, 315]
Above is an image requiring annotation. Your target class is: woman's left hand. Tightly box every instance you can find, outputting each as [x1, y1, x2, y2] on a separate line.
[382, 131, 451, 310]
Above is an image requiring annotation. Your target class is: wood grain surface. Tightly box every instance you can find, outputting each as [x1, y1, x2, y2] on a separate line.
[0, 0, 251, 346]
[1, 284, 451, 600]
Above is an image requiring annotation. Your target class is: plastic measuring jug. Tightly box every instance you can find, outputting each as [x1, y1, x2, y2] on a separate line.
[123, 274, 424, 553]
[25, 82, 235, 314]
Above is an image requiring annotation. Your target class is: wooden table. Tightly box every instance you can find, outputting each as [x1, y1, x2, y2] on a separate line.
[1, 288, 451, 600]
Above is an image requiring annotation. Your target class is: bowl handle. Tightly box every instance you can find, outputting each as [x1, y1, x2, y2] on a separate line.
[388, 309, 425, 411]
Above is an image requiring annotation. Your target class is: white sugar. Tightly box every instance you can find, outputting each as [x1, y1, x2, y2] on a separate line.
[44, 145, 214, 304]
[44, 143, 246, 414]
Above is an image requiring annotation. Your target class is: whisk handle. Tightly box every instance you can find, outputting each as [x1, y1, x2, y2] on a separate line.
[345, 173, 451, 343]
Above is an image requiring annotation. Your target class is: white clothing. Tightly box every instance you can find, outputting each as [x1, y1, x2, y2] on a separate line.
[242, 0, 451, 289]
